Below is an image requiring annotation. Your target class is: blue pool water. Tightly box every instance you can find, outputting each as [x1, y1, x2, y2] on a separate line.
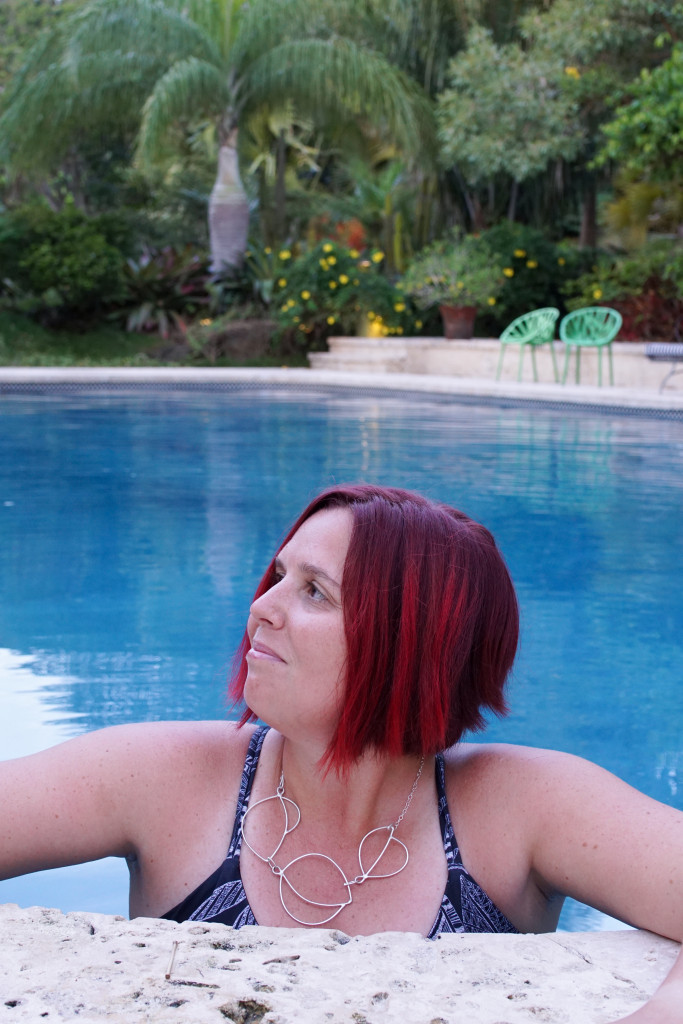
[1, 385, 682, 931]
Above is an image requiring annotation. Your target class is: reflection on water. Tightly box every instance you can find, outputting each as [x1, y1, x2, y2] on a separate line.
[1, 388, 682, 930]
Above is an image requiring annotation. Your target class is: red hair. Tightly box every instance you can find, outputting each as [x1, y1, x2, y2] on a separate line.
[229, 485, 518, 769]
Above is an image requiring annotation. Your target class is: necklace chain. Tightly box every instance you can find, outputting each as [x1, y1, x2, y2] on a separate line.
[240, 754, 426, 927]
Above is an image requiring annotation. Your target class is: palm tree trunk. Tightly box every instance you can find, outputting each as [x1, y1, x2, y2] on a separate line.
[209, 134, 250, 272]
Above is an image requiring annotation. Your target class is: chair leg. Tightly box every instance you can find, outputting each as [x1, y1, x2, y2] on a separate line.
[575, 347, 581, 384]
[496, 344, 506, 381]
[548, 343, 559, 383]
[530, 346, 539, 382]
[597, 348, 602, 387]
[562, 347, 571, 384]
[608, 344, 614, 385]
[517, 346, 525, 382]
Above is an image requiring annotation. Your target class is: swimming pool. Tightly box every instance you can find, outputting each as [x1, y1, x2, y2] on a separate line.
[1, 385, 682, 931]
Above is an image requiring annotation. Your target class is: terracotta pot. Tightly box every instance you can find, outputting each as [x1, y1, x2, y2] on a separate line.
[439, 304, 477, 340]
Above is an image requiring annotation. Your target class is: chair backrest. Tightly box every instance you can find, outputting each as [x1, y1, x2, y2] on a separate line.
[560, 306, 622, 346]
[500, 307, 560, 344]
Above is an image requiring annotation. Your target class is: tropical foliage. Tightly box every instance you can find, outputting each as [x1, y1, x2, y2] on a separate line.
[0, 0, 434, 270]
[1, 0, 682, 351]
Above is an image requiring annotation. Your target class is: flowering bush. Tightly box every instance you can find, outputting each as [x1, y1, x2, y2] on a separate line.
[475, 222, 587, 327]
[562, 241, 683, 340]
[401, 235, 503, 312]
[273, 241, 419, 346]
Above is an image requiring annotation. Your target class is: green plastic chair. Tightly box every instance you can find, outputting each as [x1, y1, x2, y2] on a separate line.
[560, 306, 622, 386]
[496, 307, 560, 382]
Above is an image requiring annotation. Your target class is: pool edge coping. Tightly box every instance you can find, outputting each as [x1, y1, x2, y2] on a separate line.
[1, 366, 682, 415]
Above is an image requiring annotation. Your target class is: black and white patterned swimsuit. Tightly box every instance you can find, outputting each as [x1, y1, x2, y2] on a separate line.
[163, 726, 518, 936]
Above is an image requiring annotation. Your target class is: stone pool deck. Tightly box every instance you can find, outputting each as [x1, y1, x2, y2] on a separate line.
[1, 364, 682, 413]
[0, 904, 678, 1024]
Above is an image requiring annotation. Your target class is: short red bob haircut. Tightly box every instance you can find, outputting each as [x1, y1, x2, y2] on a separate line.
[229, 484, 518, 770]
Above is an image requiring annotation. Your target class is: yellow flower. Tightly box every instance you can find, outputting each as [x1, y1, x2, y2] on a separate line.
[514, 249, 526, 258]
[487, 297, 497, 306]
[264, 246, 272, 254]
[327, 315, 336, 325]
[319, 259, 329, 270]
[564, 65, 581, 79]
[503, 267, 514, 278]
[278, 249, 291, 260]
[456, 280, 464, 288]
[558, 257, 566, 266]
[415, 320, 423, 328]
[371, 250, 384, 263]
[394, 302, 406, 312]
[353, 278, 359, 285]
[368, 311, 375, 320]
[339, 274, 349, 285]
[278, 277, 287, 287]
[287, 299, 296, 308]
[322, 243, 334, 253]
[301, 290, 311, 300]
[280, 304, 288, 312]
[200, 318, 212, 326]
[293, 316, 300, 322]
[593, 288, 603, 300]
[327, 255, 337, 265]
[349, 248, 360, 259]
[396, 327, 403, 335]
[329, 280, 337, 289]
[526, 260, 538, 269]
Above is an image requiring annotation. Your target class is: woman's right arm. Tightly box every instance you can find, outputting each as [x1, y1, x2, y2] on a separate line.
[0, 720, 247, 884]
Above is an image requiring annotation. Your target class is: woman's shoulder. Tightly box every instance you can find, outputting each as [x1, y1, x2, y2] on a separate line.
[83, 718, 259, 780]
[441, 741, 598, 809]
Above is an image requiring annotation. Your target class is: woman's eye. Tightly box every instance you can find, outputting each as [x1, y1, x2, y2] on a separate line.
[307, 581, 326, 601]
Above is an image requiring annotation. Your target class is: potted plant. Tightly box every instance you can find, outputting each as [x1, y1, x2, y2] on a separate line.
[403, 235, 504, 338]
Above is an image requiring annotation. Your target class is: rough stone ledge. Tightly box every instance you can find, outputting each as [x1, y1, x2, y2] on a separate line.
[0, 904, 678, 1023]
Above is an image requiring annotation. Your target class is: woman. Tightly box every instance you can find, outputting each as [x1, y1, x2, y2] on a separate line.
[1, 484, 682, 1020]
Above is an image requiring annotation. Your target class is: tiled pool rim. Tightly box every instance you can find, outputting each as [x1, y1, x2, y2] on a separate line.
[2, 366, 683, 419]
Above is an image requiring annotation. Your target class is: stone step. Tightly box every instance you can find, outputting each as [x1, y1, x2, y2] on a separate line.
[310, 335, 671, 390]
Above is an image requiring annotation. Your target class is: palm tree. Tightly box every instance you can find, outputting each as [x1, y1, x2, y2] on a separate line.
[0, 0, 434, 269]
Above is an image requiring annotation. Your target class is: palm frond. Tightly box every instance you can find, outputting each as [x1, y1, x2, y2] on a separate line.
[136, 57, 232, 168]
[0, 50, 167, 171]
[0, 0, 225, 174]
[240, 37, 436, 163]
[63, 0, 223, 69]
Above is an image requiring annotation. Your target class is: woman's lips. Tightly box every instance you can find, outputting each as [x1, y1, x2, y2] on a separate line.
[247, 639, 285, 662]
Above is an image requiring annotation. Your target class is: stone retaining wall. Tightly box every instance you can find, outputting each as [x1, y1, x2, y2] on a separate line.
[0, 905, 678, 1023]
[309, 337, 676, 391]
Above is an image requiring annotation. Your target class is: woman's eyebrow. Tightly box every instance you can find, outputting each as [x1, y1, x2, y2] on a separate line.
[274, 556, 341, 591]
[301, 562, 342, 590]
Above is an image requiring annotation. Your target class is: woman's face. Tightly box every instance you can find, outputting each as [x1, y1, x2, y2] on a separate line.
[245, 506, 352, 743]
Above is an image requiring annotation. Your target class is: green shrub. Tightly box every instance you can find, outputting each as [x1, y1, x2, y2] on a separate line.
[402, 234, 503, 311]
[475, 222, 588, 328]
[0, 201, 131, 323]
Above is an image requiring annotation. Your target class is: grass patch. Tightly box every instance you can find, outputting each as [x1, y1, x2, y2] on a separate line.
[0, 312, 308, 367]
[0, 312, 155, 365]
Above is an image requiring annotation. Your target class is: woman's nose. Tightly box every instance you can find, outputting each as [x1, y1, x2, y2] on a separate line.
[250, 580, 285, 626]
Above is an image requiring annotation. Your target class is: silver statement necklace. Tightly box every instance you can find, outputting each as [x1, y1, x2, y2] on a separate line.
[240, 755, 426, 927]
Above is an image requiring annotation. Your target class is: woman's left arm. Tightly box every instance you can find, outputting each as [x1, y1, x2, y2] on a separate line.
[525, 749, 683, 1022]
